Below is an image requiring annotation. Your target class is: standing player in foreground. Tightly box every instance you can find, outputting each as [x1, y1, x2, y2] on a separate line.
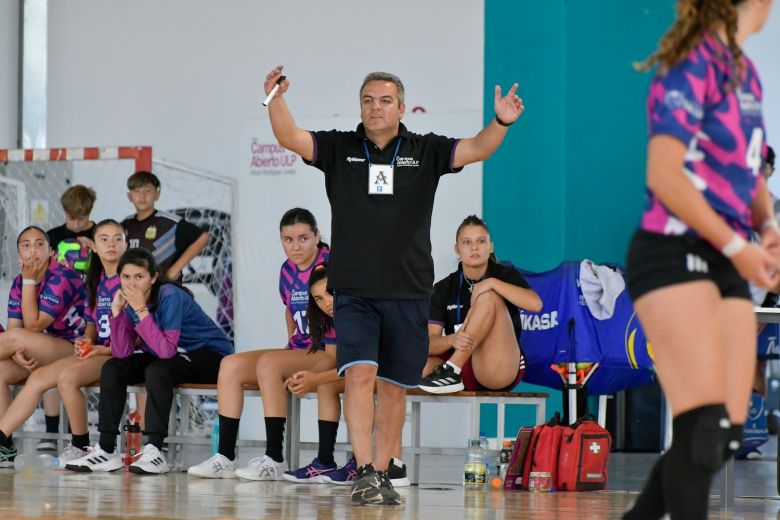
[264, 65, 523, 504]
[624, 1, 776, 518]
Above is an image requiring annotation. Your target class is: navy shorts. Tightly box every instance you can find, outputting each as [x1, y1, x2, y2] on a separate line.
[334, 292, 429, 387]
[626, 229, 751, 302]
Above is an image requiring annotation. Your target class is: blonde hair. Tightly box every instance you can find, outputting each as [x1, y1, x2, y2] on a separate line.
[637, 0, 744, 83]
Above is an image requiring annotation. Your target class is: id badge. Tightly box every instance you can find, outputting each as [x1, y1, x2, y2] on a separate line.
[368, 164, 394, 195]
[454, 323, 464, 333]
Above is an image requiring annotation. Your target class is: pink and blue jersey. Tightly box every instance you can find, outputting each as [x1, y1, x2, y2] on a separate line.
[640, 33, 766, 239]
[109, 284, 233, 359]
[279, 248, 331, 350]
[7, 259, 86, 341]
[84, 271, 121, 345]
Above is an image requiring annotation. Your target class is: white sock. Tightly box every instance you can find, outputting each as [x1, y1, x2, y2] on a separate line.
[445, 361, 462, 375]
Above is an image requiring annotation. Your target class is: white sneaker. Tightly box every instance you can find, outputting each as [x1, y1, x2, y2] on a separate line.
[187, 453, 237, 479]
[235, 455, 287, 481]
[58, 444, 89, 465]
[64, 444, 123, 473]
[129, 444, 170, 475]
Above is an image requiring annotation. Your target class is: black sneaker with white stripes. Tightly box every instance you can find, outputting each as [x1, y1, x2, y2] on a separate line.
[418, 363, 464, 394]
[129, 444, 170, 474]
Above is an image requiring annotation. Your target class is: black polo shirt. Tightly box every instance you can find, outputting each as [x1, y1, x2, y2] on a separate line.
[428, 261, 531, 338]
[305, 123, 461, 299]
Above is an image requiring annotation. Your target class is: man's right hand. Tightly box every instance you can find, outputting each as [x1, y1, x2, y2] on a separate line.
[264, 65, 289, 97]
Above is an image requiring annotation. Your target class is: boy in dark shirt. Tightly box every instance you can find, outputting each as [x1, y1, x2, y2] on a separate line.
[121, 171, 209, 283]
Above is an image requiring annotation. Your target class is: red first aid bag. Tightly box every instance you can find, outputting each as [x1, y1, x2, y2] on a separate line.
[556, 417, 612, 491]
[521, 413, 566, 490]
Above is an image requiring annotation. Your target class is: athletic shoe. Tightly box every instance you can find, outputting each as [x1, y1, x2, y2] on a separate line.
[377, 470, 402, 505]
[386, 457, 410, 487]
[320, 457, 358, 486]
[57, 444, 89, 465]
[283, 457, 337, 483]
[235, 454, 287, 481]
[37, 439, 57, 452]
[350, 463, 383, 503]
[65, 444, 123, 473]
[187, 453, 237, 479]
[0, 443, 18, 468]
[418, 363, 464, 394]
[736, 447, 762, 460]
[129, 444, 170, 475]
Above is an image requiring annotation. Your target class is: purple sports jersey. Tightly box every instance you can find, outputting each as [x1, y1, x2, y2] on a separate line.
[84, 271, 121, 345]
[278, 248, 329, 350]
[640, 33, 766, 239]
[7, 259, 86, 341]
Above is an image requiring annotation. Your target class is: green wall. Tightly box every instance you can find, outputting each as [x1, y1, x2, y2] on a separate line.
[482, 1, 673, 432]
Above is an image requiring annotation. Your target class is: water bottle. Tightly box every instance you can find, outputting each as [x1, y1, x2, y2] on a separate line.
[14, 453, 60, 472]
[122, 410, 142, 469]
[479, 433, 491, 479]
[211, 417, 220, 455]
[497, 440, 513, 478]
[463, 439, 487, 486]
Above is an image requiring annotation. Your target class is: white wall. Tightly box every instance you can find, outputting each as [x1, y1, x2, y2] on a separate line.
[0, 0, 18, 148]
[46, 0, 484, 175]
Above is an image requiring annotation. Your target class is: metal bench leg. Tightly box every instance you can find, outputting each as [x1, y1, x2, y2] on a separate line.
[497, 398, 506, 447]
[720, 458, 734, 509]
[286, 394, 301, 470]
[411, 401, 421, 485]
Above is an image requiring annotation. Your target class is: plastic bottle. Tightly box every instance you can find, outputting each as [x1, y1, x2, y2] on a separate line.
[14, 453, 60, 472]
[479, 433, 491, 479]
[211, 416, 220, 455]
[497, 440, 513, 478]
[122, 410, 142, 469]
[463, 439, 487, 486]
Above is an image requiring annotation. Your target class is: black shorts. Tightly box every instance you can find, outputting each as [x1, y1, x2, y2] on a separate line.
[334, 292, 429, 387]
[626, 229, 751, 302]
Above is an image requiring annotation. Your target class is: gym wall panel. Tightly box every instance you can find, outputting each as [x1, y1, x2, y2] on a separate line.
[485, 0, 672, 271]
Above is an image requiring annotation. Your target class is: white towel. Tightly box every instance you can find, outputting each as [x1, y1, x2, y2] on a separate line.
[579, 259, 626, 320]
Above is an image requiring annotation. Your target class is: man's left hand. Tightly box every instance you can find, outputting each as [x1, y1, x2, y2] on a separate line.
[494, 83, 524, 125]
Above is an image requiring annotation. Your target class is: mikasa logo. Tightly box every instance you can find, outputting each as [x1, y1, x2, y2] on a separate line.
[520, 311, 559, 331]
[686, 254, 708, 273]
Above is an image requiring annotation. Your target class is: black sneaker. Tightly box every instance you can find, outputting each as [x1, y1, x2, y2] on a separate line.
[386, 458, 410, 487]
[0, 443, 18, 468]
[376, 470, 402, 505]
[350, 463, 382, 504]
[418, 363, 464, 394]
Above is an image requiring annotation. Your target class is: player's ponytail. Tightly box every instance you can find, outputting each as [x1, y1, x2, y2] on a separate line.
[636, 0, 744, 84]
[279, 207, 329, 250]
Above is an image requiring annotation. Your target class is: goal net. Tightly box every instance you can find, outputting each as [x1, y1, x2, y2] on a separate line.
[1, 147, 234, 449]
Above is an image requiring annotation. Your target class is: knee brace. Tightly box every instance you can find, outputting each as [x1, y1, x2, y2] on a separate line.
[723, 423, 744, 462]
[672, 404, 730, 473]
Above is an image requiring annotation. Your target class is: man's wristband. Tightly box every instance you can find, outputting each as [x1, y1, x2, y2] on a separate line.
[495, 114, 513, 127]
[721, 233, 747, 258]
[22, 279, 39, 286]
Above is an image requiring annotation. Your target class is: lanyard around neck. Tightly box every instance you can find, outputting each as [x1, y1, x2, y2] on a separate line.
[362, 137, 402, 167]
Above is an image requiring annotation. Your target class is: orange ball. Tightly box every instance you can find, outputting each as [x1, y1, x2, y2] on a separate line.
[491, 476, 503, 489]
